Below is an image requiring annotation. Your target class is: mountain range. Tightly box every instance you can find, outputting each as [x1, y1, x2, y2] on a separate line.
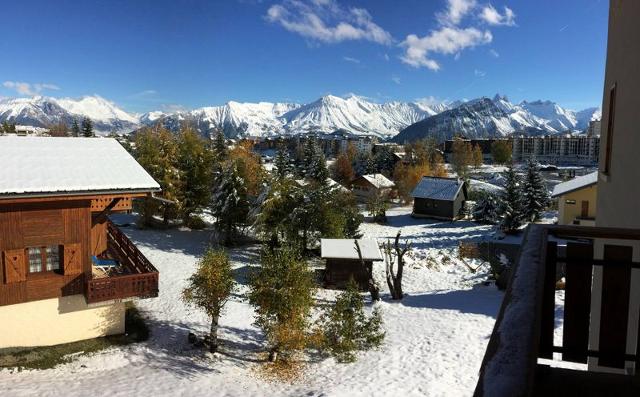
[0, 94, 601, 141]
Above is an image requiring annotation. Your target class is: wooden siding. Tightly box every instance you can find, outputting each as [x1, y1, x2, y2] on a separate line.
[324, 258, 370, 290]
[0, 200, 91, 306]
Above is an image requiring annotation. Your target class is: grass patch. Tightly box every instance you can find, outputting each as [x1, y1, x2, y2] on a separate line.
[0, 303, 150, 370]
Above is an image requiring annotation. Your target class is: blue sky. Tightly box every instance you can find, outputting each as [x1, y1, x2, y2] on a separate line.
[0, 0, 608, 113]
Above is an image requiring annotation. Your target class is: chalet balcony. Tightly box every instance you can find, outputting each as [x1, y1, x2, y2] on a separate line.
[475, 225, 640, 397]
[86, 221, 159, 304]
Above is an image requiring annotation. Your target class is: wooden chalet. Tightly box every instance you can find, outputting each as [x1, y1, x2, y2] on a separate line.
[411, 176, 467, 220]
[0, 137, 161, 349]
[321, 239, 383, 289]
[351, 174, 395, 202]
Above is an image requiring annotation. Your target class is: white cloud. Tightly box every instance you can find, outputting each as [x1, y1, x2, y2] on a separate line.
[383, 53, 390, 61]
[129, 89, 158, 99]
[391, 75, 401, 85]
[437, 0, 477, 26]
[401, 27, 492, 70]
[343, 56, 360, 64]
[401, 1, 514, 71]
[489, 48, 500, 58]
[266, 0, 392, 45]
[479, 5, 516, 26]
[474, 69, 486, 77]
[3, 81, 60, 96]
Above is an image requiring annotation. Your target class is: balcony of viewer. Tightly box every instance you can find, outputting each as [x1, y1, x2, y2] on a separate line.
[475, 225, 640, 397]
[86, 221, 159, 304]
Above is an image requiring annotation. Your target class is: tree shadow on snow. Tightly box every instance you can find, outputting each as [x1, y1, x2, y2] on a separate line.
[400, 284, 502, 318]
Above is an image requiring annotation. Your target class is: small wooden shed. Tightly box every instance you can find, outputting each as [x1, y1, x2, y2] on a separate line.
[411, 176, 467, 220]
[320, 238, 383, 289]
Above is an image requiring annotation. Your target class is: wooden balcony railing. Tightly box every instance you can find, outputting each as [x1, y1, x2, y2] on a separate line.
[475, 225, 640, 397]
[86, 221, 159, 304]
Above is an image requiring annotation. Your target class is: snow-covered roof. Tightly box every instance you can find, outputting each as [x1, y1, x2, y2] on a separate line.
[0, 136, 161, 197]
[551, 171, 597, 197]
[321, 239, 383, 261]
[361, 174, 395, 189]
[411, 177, 465, 201]
[294, 178, 349, 192]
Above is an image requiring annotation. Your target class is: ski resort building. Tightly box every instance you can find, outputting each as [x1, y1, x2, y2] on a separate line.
[351, 174, 395, 201]
[511, 135, 600, 165]
[320, 239, 383, 289]
[411, 177, 467, 220]
[551, 171, 598, 226]
[0, 137, 160, 349]
[476, 2, 640, 395]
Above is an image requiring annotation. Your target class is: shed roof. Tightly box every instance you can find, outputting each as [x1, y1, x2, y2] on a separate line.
[411, 176, 465, 201]
[321, 239, 383, 261]
[551, 171, 597, 198]
[0, 136, 161, 198]
[360, 174, 395, 189]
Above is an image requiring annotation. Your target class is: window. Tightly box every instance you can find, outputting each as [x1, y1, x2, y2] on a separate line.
[565, 199, 576, 205]
[604, 83, 616, 175]
[27, 245, 61, 274]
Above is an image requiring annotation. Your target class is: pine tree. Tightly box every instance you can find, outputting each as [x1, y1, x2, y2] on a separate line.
[81, 117, 94, 137]
[491, 140, 512, 165]
[182, 249, 235, 353]
[473, 192, 500, 224]
[302, 137, 329, 184]
[211, 163, 249, 245]
[71, 118, 80, 137]
[273, 146, 293, 180]
[249, 247, 316, 362]
[317, 278, 385, 363]
[176, 127, 215, 226]
[522, 159, 549, 222]
[213, 129, 227, 161]
[499, 165, 524, 233]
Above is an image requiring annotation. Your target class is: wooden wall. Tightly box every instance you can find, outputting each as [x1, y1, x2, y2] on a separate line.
[0, 200, 92, 306]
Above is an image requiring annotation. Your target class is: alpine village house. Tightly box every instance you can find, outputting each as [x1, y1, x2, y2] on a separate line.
[475, 1, 640, 396]
[0, 137, 160, 349]
[411, 176, 467, 221]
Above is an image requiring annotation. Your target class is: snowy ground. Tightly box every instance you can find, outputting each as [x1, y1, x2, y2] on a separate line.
[1, 207, 504, 397]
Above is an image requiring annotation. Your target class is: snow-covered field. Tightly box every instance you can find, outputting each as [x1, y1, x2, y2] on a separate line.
[1, 207, 504, 397]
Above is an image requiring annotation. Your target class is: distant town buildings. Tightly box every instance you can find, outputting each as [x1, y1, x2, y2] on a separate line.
[586, 120, 601, 137]
[512, 135, 600, 165]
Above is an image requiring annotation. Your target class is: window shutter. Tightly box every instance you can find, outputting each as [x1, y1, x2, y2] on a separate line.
[63, 243, 83, 275]
[3, 249, 26, 283]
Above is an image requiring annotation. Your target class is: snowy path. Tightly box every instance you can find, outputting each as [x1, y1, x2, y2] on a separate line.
[1, 207, 503, 397]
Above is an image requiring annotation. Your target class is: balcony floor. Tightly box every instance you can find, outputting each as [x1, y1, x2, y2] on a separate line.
[534, 365, 640, 396]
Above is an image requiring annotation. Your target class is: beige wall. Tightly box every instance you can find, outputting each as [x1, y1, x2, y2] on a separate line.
[0, 295, 125, 349]
[596, 0, 640, 229]
[557, 185, 597, 225]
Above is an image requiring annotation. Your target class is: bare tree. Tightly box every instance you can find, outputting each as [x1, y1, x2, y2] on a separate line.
[382, 231, 411, 300]
[354, 239, 380, 301]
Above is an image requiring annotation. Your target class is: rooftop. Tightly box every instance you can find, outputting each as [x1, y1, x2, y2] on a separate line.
[321, 238, 383, 261]
[551, 171, 598, 197]
[0, 136, 160, 198]
[411, 176, 465, 201]
[360, 174, 395, 189]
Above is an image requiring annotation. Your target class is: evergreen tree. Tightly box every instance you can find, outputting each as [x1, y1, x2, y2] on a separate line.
[71, 118, 80, 137]
[211, 163, 250, 245]
[182, 249, 235, 353]
[133, 127, 180, 226]
[81, 117, 94, 137]
[316, 278, 385, 363]
[273, 146, 293, 180]
[499, 165, 524, 233]
[473, 192, 500, 224]
[176, 127, 215, 226]
[491, 140, 512, 165]
[212, 129, 227, 161]
[522, 159, 549, 222]
[249, 247, 316, 362]
[302, 137, 329, 183]
[373, 146, 396, 174]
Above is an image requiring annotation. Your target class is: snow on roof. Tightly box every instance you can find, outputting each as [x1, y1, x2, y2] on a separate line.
[551, 171, 597, 197]
[321, 239, 383, 261]
[411, 177, 465, 201]
[361, 174, 395, 189]
[0, 136, 161, 197]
